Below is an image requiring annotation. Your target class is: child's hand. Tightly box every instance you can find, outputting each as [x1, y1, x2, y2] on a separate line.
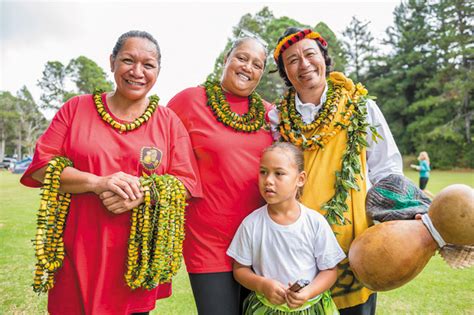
[260, 279, 286, 305]
[285, 287, 310, 309]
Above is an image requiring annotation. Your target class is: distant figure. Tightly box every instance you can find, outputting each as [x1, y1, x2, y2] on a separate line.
[411, 151, 434, 198]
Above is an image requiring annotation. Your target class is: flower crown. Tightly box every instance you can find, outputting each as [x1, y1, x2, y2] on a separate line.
[273, 29, 328, 62]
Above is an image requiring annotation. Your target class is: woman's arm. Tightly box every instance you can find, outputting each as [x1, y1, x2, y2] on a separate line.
[286, 267, 338, 309]
[233, 261, 287, 305]
[31, 166, 142, 200]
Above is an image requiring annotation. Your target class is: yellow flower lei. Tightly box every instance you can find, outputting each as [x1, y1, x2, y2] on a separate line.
[125, 174, 187, 289]
[33, 156, 72, 293]
[276, 72, 381, 225]
[93, 89, 159, 133]
[204, 80, 266, 133]
[277, 72, 358, 151]
[32, 158, 187, 293]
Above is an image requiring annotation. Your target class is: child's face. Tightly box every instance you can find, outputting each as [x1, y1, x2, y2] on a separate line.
[258, 149, 306, 207]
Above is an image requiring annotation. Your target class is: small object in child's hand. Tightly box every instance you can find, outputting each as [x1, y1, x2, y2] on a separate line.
[288, 279, 310, 292]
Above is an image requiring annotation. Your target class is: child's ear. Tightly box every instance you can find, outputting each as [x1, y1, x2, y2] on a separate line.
[297, 171, 307, 187]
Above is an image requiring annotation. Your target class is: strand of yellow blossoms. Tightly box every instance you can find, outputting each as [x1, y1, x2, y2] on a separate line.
[125, 174, 187, 289]
[32, 158, 187, 293]
[33, 157, 72, 293]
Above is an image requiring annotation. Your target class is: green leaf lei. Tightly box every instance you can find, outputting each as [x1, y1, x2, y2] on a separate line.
[204, 80, 266, 133]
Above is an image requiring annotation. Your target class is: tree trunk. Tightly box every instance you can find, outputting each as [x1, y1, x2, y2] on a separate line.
[0, 126, 5, 160]
[16, 123, 22, 160]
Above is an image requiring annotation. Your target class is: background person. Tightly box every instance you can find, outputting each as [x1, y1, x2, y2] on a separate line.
[21, 30, 201, 315]
[167, 34, 273, 314]
[411, 151, 434, 198]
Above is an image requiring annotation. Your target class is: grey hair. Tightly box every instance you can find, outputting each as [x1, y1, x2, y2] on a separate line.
[112, 30, 161, 65]
[225, 37, 268, 68]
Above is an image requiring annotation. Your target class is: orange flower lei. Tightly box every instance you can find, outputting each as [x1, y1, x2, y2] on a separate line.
[93, 90, 159, 133]
[204, 80, 266, 133]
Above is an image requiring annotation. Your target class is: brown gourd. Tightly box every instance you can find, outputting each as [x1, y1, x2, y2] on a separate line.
[348, 184, 474, 291]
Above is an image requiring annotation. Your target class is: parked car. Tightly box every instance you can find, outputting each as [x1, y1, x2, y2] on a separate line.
[0, 157, 17, 169]
[11, 157, 32, 174]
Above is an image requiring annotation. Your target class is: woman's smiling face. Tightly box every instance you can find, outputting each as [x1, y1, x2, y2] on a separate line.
[220, 38, 266, 97]
[110, 37, 160, 101]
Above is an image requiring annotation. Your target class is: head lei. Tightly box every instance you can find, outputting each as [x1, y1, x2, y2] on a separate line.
[273, 29, 328, 63]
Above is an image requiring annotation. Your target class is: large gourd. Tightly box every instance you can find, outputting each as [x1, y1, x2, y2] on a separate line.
[349, 184, 474, 291]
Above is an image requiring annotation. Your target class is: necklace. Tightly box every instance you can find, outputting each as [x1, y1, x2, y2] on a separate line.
[93, 90, 159, 133]
[277, 77, 351, 150]
[204, 80, 266, 132]
[33, 157, 187, 292]
[277, 72, 381, 226]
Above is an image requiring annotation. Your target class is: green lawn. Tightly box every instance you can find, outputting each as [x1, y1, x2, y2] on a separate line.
[1, 170, 473, 314]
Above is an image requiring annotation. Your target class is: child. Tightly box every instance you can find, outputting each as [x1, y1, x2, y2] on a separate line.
[410, 151, 434, 199]
[227, 142, 345, 314]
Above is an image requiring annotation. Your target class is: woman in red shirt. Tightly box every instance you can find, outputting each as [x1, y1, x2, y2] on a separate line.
[21, 31, 201, 315]
[168, 35, 273, 314]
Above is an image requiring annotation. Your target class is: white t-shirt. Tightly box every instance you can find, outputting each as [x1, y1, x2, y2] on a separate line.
[227, 203, 346, 286]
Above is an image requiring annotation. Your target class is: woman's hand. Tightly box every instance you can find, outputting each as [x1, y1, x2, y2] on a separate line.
[95, 172, 142, 200]
[285, 287, 310, 309]
[260, 279, 287, 305]
[100, 191, 143, 214]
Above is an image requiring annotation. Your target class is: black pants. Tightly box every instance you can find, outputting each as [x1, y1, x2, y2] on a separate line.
[339, 293, 377, 315]
[420, 177, 429, 190]
[189, 272, 250, 315]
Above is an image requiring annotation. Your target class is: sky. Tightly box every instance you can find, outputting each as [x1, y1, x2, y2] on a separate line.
[1, 0, 400, 117]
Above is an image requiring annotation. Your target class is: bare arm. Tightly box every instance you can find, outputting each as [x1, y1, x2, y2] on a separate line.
[31, 166, 141, 200]
[286, 267, 338, 309]
[233, 261, 287, 305]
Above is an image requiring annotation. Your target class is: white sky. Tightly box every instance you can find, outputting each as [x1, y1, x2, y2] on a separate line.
[1, 0, 399, 117]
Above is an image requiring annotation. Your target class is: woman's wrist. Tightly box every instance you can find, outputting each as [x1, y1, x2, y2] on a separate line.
[89, 174, 104, 195]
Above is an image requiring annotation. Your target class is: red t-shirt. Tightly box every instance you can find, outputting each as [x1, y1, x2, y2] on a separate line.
[21, 94, 202, 315]
[168, 86, 273, 273]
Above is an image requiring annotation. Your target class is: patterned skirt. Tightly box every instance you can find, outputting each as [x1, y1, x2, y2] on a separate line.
[243, 290, 339, 315]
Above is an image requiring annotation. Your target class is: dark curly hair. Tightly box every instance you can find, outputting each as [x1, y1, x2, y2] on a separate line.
[276, 27, 332, 87]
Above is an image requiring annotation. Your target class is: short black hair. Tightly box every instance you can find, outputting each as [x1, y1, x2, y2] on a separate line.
[112, 30, 161, 66]
[276, 27, 332, 87]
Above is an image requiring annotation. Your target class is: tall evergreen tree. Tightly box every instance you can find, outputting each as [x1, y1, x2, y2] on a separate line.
[417, 0, 474, 167]
[342, 16, 376, 81]
[315, 22, 348, 73]
[365, 0, 436, 156]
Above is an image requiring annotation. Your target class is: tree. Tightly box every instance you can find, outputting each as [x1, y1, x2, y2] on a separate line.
[15, 87, 48, 157]
[0, 87, 47, 159]
[38, 56, 113, 111]
[37, 61, 70, 110]
[342, 16, 376, 81]
[315, 22, 347, 73]
[207, 7, 349, 102]
[365, 0, 437, 156]
[416, 0, 474, 167]
[66, 56, 113, 95]
[0, 91, 19, 159]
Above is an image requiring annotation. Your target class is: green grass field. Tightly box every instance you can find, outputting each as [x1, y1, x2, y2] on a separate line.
[1, 170, 473, 314]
